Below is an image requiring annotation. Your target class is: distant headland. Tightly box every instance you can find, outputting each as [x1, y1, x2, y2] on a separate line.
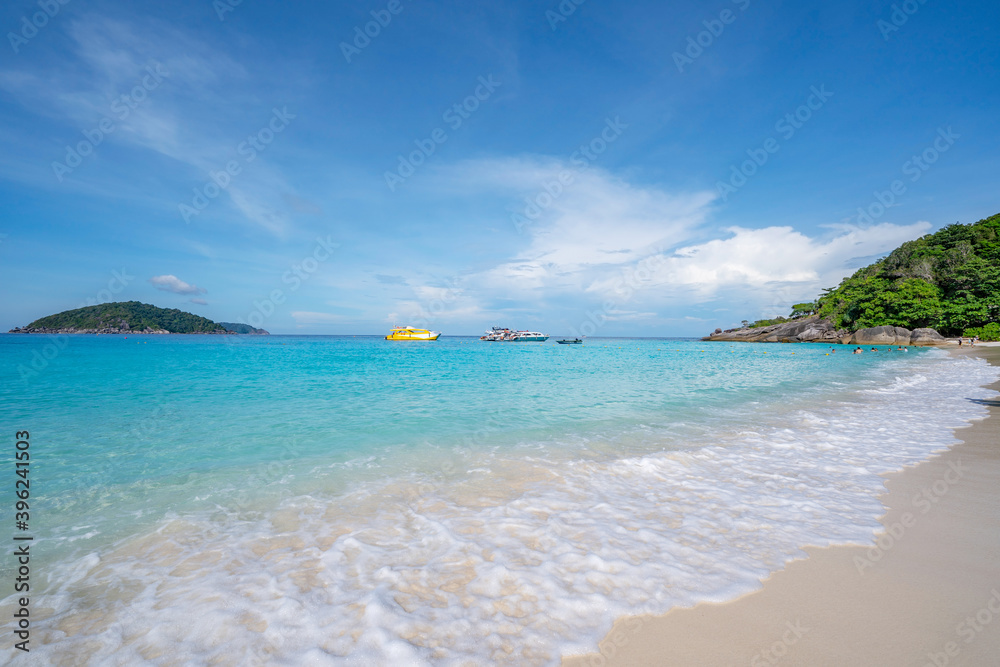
[8, 301, 270, 335]
[215, 322, 270, 335]
[706, 212, 1000, 344]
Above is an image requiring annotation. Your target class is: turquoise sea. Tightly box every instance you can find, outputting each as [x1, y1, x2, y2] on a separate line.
[1, 334, 997, 665]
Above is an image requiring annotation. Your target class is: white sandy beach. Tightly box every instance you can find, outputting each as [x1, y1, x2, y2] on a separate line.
[566, 346, 1000, 667]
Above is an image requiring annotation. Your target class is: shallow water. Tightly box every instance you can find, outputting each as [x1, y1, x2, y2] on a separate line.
[1, 335, 996, 664]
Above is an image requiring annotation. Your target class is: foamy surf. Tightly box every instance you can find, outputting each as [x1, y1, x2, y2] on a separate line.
[4, 351, 997, 666]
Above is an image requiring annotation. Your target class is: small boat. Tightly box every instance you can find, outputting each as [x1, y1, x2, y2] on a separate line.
[385, 326, 441, 341]
[556, 338, 583, 345]
[512, 331, 548, 342]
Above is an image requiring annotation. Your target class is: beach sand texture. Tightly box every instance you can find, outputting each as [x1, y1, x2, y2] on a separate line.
[566, 346, 1000, 667]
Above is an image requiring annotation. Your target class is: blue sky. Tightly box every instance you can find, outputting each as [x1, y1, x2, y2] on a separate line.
[1, 0, 998, 336]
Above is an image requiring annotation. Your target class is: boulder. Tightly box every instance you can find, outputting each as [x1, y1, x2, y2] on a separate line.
[910, 328, 946, 345]
[850, 325, 910, 345]
[794, 323, 840, 342]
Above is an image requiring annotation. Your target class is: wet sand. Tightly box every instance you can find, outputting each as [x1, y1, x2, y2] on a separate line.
[565, 346, 1000, 667]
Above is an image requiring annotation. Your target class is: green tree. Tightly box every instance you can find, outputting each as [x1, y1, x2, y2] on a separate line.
[789, 302, 817, 318]
[963, 323, 1000, 342]
[814, 212, 1000, 335]
[25, 301, 227, 333]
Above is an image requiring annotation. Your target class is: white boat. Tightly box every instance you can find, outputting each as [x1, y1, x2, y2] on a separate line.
[480, 326, 514, 341]
[480, 327, 548, 342]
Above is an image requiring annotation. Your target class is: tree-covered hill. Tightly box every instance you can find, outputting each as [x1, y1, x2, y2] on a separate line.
[17, 301, 228, 333]
[817, 212, 1000, 338]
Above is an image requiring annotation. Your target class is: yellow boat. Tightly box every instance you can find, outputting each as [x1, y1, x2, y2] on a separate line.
[385, 326, 441, 341]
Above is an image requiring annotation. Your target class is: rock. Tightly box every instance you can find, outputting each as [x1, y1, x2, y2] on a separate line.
[910, 328, 947, 345]
[704, 316, 849, 343]
[850, 325, 910, 345]
[8, 326, 171, 334]
[791, 323, 841, 342]
[705, 318, 950, 346]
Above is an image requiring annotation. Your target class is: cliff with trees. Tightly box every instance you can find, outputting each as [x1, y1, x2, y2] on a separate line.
[710, 211, 1000, 342]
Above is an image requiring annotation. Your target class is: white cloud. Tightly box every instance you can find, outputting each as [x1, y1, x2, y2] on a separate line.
[584, 221, 932, 319]
[149, 275, 206, 295]
[435, 158, 717, 300]
[415, 158, 934, 331]
[189, 298, 208, 305]
[620, 222, 927, 293]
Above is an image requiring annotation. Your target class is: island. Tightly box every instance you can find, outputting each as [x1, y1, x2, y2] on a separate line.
[216, 322, 270, 335]
[706, 212, 1000, 344]
[8, 301, 269, 335]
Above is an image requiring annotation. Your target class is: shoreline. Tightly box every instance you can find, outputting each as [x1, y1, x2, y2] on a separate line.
[565, 345, 1000, 666]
